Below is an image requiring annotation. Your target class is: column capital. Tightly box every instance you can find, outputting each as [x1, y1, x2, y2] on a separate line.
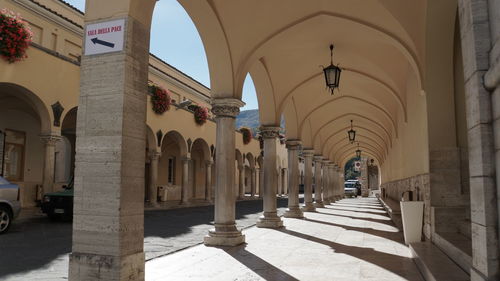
[321, 159, 330, 164]
[182, 156, 191, 163]
[205, 160, 214, 166]
[302, 149, 315, 157]
[285, 139, 301, 150]
[313, 155, 323, 162]
[40, 134, 62, 146]
[211, 98, 244, 118]
[259, 126, 281, 139]
[149, 151, 161, 160]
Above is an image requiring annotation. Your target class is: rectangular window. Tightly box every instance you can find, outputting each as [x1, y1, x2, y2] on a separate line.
[168, 157, 176, 184]
[3, 130, 25, 182]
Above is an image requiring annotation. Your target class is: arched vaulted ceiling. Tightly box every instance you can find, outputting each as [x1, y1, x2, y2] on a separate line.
[178, 0, 428, 166]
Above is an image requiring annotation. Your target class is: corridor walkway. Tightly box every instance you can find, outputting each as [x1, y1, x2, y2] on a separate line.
[147, 197, 424, 281]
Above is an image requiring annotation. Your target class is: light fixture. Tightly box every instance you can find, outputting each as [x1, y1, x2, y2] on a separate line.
[348, 120, 356, 144]
[355, 142, 361, 159]
[322, 44, 342, 94]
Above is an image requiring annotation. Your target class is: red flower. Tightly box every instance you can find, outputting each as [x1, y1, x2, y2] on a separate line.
[149, 84, 171, 114]
[0, 9, 32, 63]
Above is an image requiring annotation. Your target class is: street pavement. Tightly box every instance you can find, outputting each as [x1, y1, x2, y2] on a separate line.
[0, 197, 290, 281]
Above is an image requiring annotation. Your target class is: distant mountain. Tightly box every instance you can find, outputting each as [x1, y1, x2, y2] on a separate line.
[236, 109, 285, 135]
[236, 109, 260, 131]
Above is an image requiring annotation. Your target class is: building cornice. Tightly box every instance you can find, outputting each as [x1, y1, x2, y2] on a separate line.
[149, 64, 211, 105]
[13, 0, 83, 36]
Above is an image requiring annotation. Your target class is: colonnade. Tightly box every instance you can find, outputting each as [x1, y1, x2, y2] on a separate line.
[204, 121, 345, 245]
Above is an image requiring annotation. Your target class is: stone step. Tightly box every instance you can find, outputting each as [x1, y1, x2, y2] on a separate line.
[410, 241, 469, 281]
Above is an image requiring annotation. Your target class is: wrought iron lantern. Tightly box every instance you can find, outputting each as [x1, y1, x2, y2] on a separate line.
[355, 142, 362, 159]
[347, 120, 356, 144]
[323, 44, 342, 94]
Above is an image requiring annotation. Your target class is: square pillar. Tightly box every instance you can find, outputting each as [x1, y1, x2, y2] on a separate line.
[69, 15, 151, 280]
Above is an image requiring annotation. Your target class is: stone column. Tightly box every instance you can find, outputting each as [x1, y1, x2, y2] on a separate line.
[258, 166, 264, 198]
[41, 135, 61, 194]
[458, 1, 500, 279]
[360, 158, 369, 197]
[250, 168, 256, 197]
[204, 98, 245, 246]
[257, 126, 283, 228]
[339, 169, 345, 200]
[313, 155, 324, 208]
[148, 151, 161, 206]
[238, 165, 245, 199]
[283, 168, 288, 195]
[69, 10, 155, 280]
[205, 160, 213, 202]
[284, 140, 304, 218]
[334, 166, 341, 201]
[322, 160, 331, 204]
[277, 168, 283, 196]
[328, 164, 335, 203]
[301, 150, 315, 211]
[181, 157, 191, 204]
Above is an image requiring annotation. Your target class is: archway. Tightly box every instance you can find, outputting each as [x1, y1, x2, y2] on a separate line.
[159, 130, 187, 202]
[191, 138, 211, 200]
[0, 83, 51, 206]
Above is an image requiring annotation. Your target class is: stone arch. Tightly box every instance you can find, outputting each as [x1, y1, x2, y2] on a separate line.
[60, 106, 78, 181]
[158, 130, 187, 190]
[191, 138, 211, 199]
[0, 82, 52, 135]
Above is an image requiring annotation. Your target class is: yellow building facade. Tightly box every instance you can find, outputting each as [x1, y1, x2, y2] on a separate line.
[0, 0, 265, 208]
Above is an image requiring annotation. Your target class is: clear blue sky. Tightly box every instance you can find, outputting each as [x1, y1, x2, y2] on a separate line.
[63, 0, 258, 111]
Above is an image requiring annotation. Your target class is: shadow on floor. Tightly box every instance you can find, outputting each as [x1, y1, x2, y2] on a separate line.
[144, 197, 289, 239]
[0, 196, 289, 279]
[315, 210, 394, 225]
[326, 205, 388, 214]
[276, 228, 419, 280]
[224, 245, 300, 281]
[303, 217, 402, 243]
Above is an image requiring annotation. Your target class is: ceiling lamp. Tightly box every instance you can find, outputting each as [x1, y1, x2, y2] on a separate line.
[355, 142, 362, 159]
[323, 44, 342, 94]
[348, 120, 356, 144]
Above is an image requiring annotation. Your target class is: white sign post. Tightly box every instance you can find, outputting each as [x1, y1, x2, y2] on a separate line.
[84, 19, 125, 56]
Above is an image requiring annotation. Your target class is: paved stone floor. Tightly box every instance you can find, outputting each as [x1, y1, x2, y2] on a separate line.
[0, 197, 288, 281]
[147, 197, 424, 281]
[0, 197, 423, 281]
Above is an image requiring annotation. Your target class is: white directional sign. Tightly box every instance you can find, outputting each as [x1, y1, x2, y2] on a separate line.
[84, 19, 125, 56]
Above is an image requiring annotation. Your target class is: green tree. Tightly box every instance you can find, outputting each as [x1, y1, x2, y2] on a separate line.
[344, 157, 360, 180]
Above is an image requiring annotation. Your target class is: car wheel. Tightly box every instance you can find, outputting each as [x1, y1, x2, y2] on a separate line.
[0, 205, 12, 234]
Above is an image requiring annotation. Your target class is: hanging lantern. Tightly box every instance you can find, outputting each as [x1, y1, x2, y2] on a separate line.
[323, 44, 342, 94]
[355, 142, 362, 159]
[347, 120, 356, 144]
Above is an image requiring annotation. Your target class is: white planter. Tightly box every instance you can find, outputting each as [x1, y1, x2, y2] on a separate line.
[400, 201, 424, 245]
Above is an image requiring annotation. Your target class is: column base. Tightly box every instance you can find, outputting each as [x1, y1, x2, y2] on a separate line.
[256, 213, 283, 228]
[301, 203, 316, 212]
[323, 199, 331, 205]
[204, 225, 246, 247]
[314, 201, 325, 208]
[69, 251, 145, 281]
[283, 206, 304, 218]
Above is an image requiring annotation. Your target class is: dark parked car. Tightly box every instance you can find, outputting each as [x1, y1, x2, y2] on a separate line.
[41, 178, 73, 221]
[0, 176, 21, 234]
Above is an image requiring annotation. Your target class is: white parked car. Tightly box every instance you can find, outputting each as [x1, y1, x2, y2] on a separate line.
[0, 176, 21, 234]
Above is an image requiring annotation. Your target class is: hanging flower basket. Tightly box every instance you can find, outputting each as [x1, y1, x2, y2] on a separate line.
[240, 127, 252, 145]
[0, 8, 33, 63]
[149, 83, 171, 114]
[190, 105, 209, 125]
